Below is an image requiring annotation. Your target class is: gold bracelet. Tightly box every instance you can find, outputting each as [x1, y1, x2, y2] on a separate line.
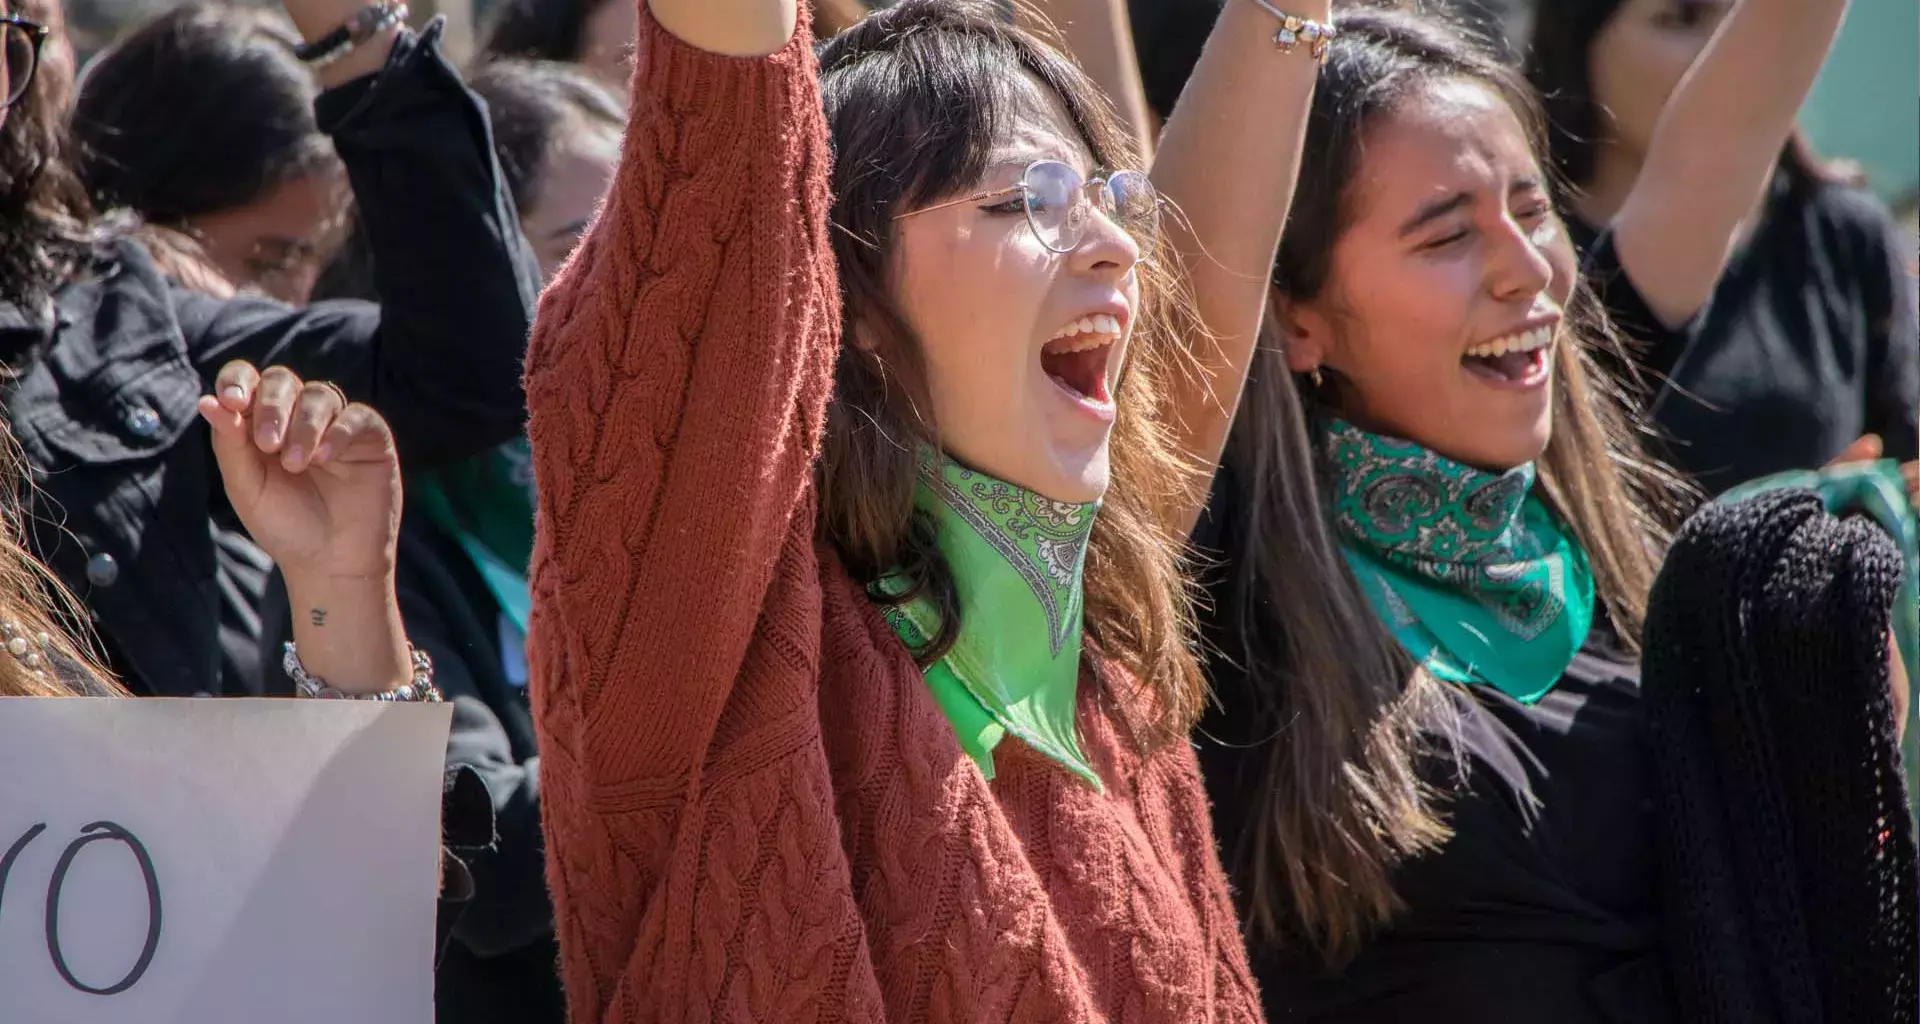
[1246, 0, 1336, 64]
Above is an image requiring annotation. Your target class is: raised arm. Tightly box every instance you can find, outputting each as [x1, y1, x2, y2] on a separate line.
[1018, 0, 1156, 158]
[523, 0, 835, 1019]
[1149, 0, 1324, 537]
[1606, 0, 1850, 327]
[179, 22, 540, 470]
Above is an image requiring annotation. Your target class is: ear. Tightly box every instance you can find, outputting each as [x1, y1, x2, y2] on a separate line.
[1269, 285, 1329, 374]
[848, 317, 879, 353]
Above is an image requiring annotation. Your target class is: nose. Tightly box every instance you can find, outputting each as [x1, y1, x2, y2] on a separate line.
[1486, 213, 1555, 305]
[1068, 199, 1142, 281]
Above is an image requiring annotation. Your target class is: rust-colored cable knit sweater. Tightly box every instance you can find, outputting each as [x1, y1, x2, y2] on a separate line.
[525, 10, 1262, 1022]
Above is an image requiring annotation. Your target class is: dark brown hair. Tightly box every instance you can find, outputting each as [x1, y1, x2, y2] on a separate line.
[0, 0, 89, 311]
[72, 3, 335, 227]
[816, 0, 1206, 744]
[1211, 4, 1684, 965]
[1523, 0, 1858, 199]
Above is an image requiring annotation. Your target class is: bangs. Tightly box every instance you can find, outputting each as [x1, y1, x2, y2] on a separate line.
[819, 12, 1126, 223]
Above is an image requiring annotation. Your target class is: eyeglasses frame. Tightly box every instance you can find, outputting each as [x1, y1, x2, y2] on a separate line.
[891, 159, 1159, 256]
[0, 14, 48, 110]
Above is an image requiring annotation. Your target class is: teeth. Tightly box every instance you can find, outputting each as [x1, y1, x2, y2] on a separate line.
[1048, 313, 1123, 349]
[1464, 325, 1553, 360]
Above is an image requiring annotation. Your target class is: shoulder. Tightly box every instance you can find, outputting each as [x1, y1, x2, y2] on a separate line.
[1779, 180, 1907, 266]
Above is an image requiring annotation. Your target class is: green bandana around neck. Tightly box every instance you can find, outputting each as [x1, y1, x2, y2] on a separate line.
[870, 451, 1103, 790]
[412, 437, 537, 637]
[1326, 419, 1595, 704]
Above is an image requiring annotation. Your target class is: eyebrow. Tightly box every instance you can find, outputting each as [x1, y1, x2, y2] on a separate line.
[1397, 176, 1550, 238]
[1397, 193, 1471, 238]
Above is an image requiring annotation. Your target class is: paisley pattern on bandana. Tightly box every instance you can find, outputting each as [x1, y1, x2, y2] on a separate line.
[1327, 420, 1595, 704]
[871, 451, 1102, 788]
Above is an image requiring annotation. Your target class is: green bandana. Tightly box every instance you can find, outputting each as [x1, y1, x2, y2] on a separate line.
[870, 452, 1102, 790]
[1327, 420, 1595, 704]
[412, 437, 536, 636]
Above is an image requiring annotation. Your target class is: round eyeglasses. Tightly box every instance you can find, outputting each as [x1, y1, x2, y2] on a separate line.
[894, 160, 1161, 255]
[0, 15, 47, 110]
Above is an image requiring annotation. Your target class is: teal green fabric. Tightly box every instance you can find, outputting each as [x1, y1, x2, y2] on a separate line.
[412, 437, 536, 635]
[870, 452, 1101, 790]
[1327, 420, 1596, 704]
[1718, 459, 1918, 678]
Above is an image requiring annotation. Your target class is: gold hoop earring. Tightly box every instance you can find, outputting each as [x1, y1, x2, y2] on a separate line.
[1309, 366, 1325, 388]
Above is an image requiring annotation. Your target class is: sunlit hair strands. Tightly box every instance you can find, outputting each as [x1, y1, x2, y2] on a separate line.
[816, 0, 1209, 748]
[1213, 2, 1686, 966]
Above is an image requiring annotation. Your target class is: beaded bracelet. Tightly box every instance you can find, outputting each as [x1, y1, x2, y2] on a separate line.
[284, 642, 442, 702]
[293, 0, 408, 69]
[1246, 0, 1336, 64]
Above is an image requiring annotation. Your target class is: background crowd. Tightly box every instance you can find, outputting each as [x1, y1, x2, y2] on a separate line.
[0, 0, 1911, 1021]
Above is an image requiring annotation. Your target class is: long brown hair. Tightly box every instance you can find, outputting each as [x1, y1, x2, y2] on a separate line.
[816, 0, 1207, 745]
[1210, 5, 1684, 965]
[0, 418, 119, 696]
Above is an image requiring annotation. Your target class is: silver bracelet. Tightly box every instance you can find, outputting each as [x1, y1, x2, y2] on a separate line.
[284, 642, 442, 702]
[1245, 0, 1336, 63]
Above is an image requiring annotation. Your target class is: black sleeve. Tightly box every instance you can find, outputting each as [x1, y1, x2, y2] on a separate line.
[1580, 228, 1699, 343]
[1855, 201, 1919, 464]
[174, 20, 539, 469]
[397, 562, 553, 956]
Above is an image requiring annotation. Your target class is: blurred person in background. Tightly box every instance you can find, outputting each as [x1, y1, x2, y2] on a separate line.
[470, 58, 618, 278]
[0, 0, 537, 701]
[479, 0, 634, 91]
[71, 2, 343, 303]
[292, 56, 623, 1024]
[1527, 0, 1918, 495]
[479, 0, 863, 94]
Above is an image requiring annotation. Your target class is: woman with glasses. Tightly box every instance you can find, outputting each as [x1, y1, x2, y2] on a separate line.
[523, 0, 1326, 1017]
[0, 0, 537, 701]
[70, 2, 343, 304]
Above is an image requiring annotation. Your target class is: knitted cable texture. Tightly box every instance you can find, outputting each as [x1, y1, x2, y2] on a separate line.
[1643, 489, 1918, 1024]
[521, 9, 1263, 1023]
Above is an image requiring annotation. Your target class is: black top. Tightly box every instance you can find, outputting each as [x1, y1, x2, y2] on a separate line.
[1191, 462, 1670, 1023]
[1570, 176, 1918, 496]
[0, 23, 538, 698]
[1199, 642, 1671, 1024]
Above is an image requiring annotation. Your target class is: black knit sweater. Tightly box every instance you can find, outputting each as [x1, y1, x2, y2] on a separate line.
[1643, 489, 1918, 1023]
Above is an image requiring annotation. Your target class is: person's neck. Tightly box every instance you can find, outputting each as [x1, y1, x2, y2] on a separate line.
[1570, 145, 1644, 228]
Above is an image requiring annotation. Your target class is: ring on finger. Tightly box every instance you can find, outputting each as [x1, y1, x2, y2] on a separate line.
[313, 382, 349, 409]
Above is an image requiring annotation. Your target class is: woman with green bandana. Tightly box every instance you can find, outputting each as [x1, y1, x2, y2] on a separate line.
[1188, 7, 1912, 1023]
[517, 0, 1331, 1018]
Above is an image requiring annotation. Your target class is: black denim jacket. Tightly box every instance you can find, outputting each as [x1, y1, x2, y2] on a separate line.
[0, 23, 538, 698]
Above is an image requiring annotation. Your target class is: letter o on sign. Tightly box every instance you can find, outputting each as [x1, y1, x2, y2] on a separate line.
[44, 821, 163, 996]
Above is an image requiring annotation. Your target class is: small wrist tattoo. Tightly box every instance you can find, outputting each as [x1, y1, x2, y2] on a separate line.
[309, 607, 328, 627]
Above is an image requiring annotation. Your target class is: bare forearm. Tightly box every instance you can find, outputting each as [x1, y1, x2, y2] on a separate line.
[651, 0, 796, 56]
[1020, 0, 1155, 158]
[1150, 0, 1324, 534]
[1613, 0, 1849, 325]
[285, 573, 411, 694]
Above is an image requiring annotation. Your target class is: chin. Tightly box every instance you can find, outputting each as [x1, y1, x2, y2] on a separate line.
[1036, 436, 1113, 504]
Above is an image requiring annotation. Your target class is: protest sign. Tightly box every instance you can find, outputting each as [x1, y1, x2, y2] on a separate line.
[0, 697, 453, 1023]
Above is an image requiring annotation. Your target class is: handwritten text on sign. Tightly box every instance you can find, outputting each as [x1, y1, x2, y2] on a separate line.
[0, 697, 452, 1023]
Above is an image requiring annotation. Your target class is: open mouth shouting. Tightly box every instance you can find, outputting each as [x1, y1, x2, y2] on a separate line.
[1461, 321, 1556, 390]
[1041, 312, 1124, 421]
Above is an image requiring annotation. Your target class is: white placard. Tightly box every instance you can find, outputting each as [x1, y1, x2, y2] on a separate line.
[0, 697, 453, 1023]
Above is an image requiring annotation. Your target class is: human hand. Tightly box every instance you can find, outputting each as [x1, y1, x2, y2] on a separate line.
[1827, 434, 1884, 467]
[198, 362, 400, 585]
